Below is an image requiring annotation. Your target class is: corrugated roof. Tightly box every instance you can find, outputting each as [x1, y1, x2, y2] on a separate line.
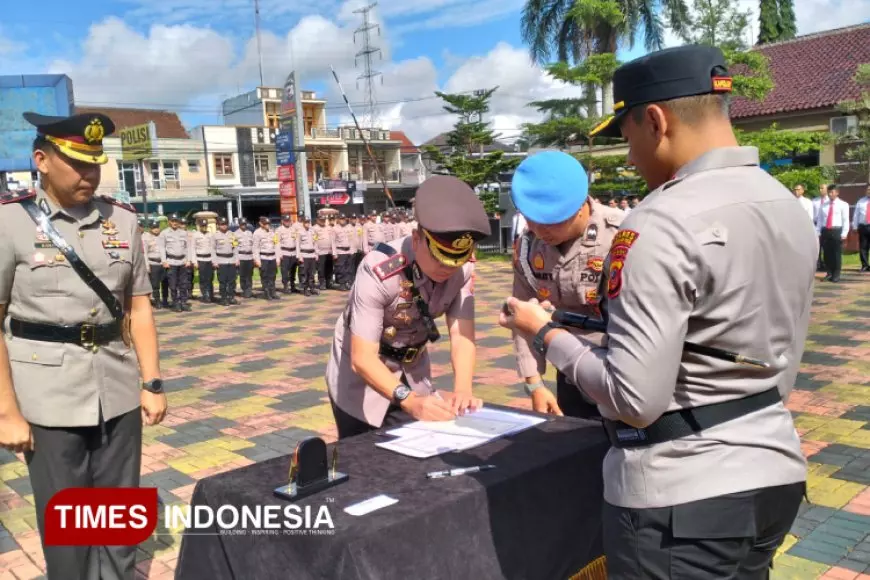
[74, 106, 190, 139]
[731, 23, 870, 119]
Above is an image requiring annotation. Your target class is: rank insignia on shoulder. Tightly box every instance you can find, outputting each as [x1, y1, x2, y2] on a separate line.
[0, 190, 36, 204]
[98, 195, 136, 212]
[605, 215, 620, 227]
[585, 224, 598, 242]
[373, 254, 408, 281]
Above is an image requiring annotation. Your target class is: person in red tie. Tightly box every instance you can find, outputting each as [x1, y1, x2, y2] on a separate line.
[852, 185, 870, 272]
[817, 184, 851, 282]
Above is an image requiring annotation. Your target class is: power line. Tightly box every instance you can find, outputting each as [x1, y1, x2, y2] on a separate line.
[253, 0, 265, 87]
[353, 3, 383, 130]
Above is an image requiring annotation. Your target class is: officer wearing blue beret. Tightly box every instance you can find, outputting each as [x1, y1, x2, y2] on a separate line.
[509, 151, 624, 417]
[502, 45, 812, 577]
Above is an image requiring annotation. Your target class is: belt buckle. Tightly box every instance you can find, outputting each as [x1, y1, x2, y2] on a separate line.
[80, 324, 97, 348]
[402, 347, 419, 364]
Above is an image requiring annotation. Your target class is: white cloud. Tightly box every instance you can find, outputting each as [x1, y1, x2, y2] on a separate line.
[0, 26, 25, 57]
[49, 12, 584, 144]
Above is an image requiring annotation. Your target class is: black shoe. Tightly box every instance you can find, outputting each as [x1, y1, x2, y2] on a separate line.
[181, 302, 192, 311]
[311, 287, 320, 295]
[173, 303, 183, 312]
[228, 297, 239, 305]
[303, 289, 311, 297]
[831, 277, 841, 283]
[823, 275, 833, 281]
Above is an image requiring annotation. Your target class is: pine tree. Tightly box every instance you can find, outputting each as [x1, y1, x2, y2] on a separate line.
[777, 0, 797, 40]
[757, 0, 781, 44]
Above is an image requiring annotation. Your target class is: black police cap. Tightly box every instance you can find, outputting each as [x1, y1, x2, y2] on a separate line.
[24, 112, 115, 165]
[259, 216, 269, 223]
[590, 45, 732, 138]
[282, 214, 291, 220]
[169, 213, 181, 221]
[198, 218, 208, 226]
[218, 217, 228, 225]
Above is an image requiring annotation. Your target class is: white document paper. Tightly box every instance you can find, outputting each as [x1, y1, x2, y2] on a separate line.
[377, 408, 545, 458]
[344, 495, 398, 516]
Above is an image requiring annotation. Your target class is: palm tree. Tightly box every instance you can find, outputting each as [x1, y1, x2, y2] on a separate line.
[521, 0, 691, 114]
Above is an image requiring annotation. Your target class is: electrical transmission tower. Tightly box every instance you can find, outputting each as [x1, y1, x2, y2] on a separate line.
[353, 3, 382, 130]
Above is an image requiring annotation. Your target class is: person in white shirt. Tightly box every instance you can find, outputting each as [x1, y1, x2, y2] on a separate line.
[816, 184, 850, 282]
[852, 185, 870, 272]
[793, 184, 814, 223]
[511, 211, 527, 242]
[619, 198, 631, 214]
[813, 184, 829, 271]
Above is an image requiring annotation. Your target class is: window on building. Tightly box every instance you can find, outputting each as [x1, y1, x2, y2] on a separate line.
[117, 162, 140, 197]
[215, 154, 234, 177]
[150, 162, 162, 189]
[254, 153, 270, 180]
[188, 160, 200, 173]
[163, 161, 180, 189]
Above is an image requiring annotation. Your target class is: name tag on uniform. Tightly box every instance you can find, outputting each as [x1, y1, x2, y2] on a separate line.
[34, 241, 54, 249]
[102, 240, 130, 249]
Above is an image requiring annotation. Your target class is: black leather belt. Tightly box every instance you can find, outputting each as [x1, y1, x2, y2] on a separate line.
[603, 387, 782, 448]
[301, 249, 316, 254]
[260, 253, 276, 258]
[167, 253, 187, 260]
[239, 251, 253, 255]
[337, 246, 350, 251]
[281, 247, 295, 251]
[196, 254, 211, 259]
[379, 342, 426, 364]
[9, 318, 121, 347]
[148, 259, 161, 265]
[216, 253, 234, 258]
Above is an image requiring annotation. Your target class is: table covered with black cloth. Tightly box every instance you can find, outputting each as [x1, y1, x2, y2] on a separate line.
[174, 410, 610, 580]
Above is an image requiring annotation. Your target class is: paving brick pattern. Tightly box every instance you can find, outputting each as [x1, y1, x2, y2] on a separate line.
[0, 263, 868, 579]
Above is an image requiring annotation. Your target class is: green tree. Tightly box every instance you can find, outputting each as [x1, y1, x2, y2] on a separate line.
[836, 63, 870, 182]
[574, 153, 646, 197]
[422, 89, 518, 214]
[777, 0, 797, 40]
[757, 0, 781, 44]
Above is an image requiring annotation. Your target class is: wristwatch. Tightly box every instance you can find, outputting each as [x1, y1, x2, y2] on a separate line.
[392, 384, 412, 405]
[523, 381, 547, 396]
[142, 379, 164, 394]
[532, 322, 564, 356]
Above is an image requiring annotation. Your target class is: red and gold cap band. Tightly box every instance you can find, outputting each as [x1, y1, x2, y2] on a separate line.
[422, 229, 475, 267]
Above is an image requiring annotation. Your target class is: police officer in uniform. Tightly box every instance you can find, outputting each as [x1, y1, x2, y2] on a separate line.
[363, 210, 384, 253]
[142, 218, 166, 308]
[509, 151, 624, 417]
[192, 218, 216, 303]
[0, 112, 167, 579]
[332, 214, 355, 290]
[160, 213, 193, 311]
[353, 215, 365, 273]
[313, 215, 333, 290]
[277, 214, 298, 293]
[253, 216, 281, 300]
[326, 176, 489, 439]
[502, 45, 811, 578]
[212, 217, 239, 306]
[295, 217, 319, 296]
[235, 218, 255, 298]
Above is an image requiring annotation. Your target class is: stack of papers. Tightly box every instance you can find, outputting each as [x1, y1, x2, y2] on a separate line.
[375, 408, 546, 458]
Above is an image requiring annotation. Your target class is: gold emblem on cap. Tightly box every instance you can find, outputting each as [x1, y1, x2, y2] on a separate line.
[384, 326, 397, 339]
[84, 118, 105, 144]
[452, 233, 473, 251]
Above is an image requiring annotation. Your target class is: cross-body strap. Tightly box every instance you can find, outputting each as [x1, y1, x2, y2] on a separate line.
[374, 243, 440, 344]
[20, 198, 125, 321]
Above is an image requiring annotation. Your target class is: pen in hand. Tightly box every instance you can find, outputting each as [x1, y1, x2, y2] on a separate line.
[426, 465, 496, 479]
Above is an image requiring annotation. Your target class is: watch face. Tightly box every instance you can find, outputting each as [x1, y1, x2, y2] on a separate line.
[146, 379, 164, 393]
[394, 385, 411, 401]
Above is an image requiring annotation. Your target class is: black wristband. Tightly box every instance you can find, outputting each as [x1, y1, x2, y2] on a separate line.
[533, 322, 564, 356]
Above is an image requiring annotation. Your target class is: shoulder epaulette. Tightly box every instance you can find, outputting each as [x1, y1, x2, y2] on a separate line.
[0, 190, 36, 205]
[372, 253, 408, 281]
[98, 194, 136, 212]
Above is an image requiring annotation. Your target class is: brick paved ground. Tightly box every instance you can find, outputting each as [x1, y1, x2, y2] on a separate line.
[0, 260, 868, 579]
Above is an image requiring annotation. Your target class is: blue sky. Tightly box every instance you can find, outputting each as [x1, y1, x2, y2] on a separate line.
[1, 0, 865, 143]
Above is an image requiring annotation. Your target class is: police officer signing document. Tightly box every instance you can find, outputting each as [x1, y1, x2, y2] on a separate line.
[502, 46, 814, 578]
[0, 112, 167, 579]
[327, 176, 489, 439]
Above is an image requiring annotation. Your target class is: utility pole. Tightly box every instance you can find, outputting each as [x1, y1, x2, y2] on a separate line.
[353, 3, 382, 131]
[474, 89, 486, 156]
[253, 0, 265, 87]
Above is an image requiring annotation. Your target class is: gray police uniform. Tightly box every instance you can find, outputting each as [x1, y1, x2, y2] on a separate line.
[277, 222, 298, 292]
[159, 225, 193, 309]
[542, 45, 812, 578]
[0, 189, 151, 579]
[235, 226, 255, 297]
[212, 227, 238, 305]
[141, 227, 166, 306]
[295, 226, 318, 295]
[192, 228, 215, 302]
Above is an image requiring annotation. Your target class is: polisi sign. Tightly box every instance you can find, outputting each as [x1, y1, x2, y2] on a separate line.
[119, 122, 157, 160]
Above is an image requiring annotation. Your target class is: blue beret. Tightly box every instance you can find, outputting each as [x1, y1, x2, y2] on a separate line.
[510, 151, 588, 224]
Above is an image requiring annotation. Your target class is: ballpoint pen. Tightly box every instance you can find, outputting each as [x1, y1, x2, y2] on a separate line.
[331, 445, 338, 480]
[426, 465, 496, 479]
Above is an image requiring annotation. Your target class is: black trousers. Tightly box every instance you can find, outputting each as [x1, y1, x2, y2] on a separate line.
[334, 254, 353, 286]
[197, 260, 214, 299]
[167, 265, 192, 303]
[817, 235, 825, 271]
[160, 277, 169, 305]
[604, 482, 805, 579]
[317, 255, 329, 288]
[148, 263, 164, 303]
[259, 259, 277, 293]
[353, 251, 363, 273]
[556, 371, 601, 419]
[300, 257, 317, 291]
[325, 254, 335, 287]
[217, 263, 237, 300]
[329, 398, 413, 440]
[238, 259, 254, 295]
[280, 255, 299, 288]
[821, 227, 843, 280]
[25, 409, 142, 580]
[858, 224, 870, 269]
